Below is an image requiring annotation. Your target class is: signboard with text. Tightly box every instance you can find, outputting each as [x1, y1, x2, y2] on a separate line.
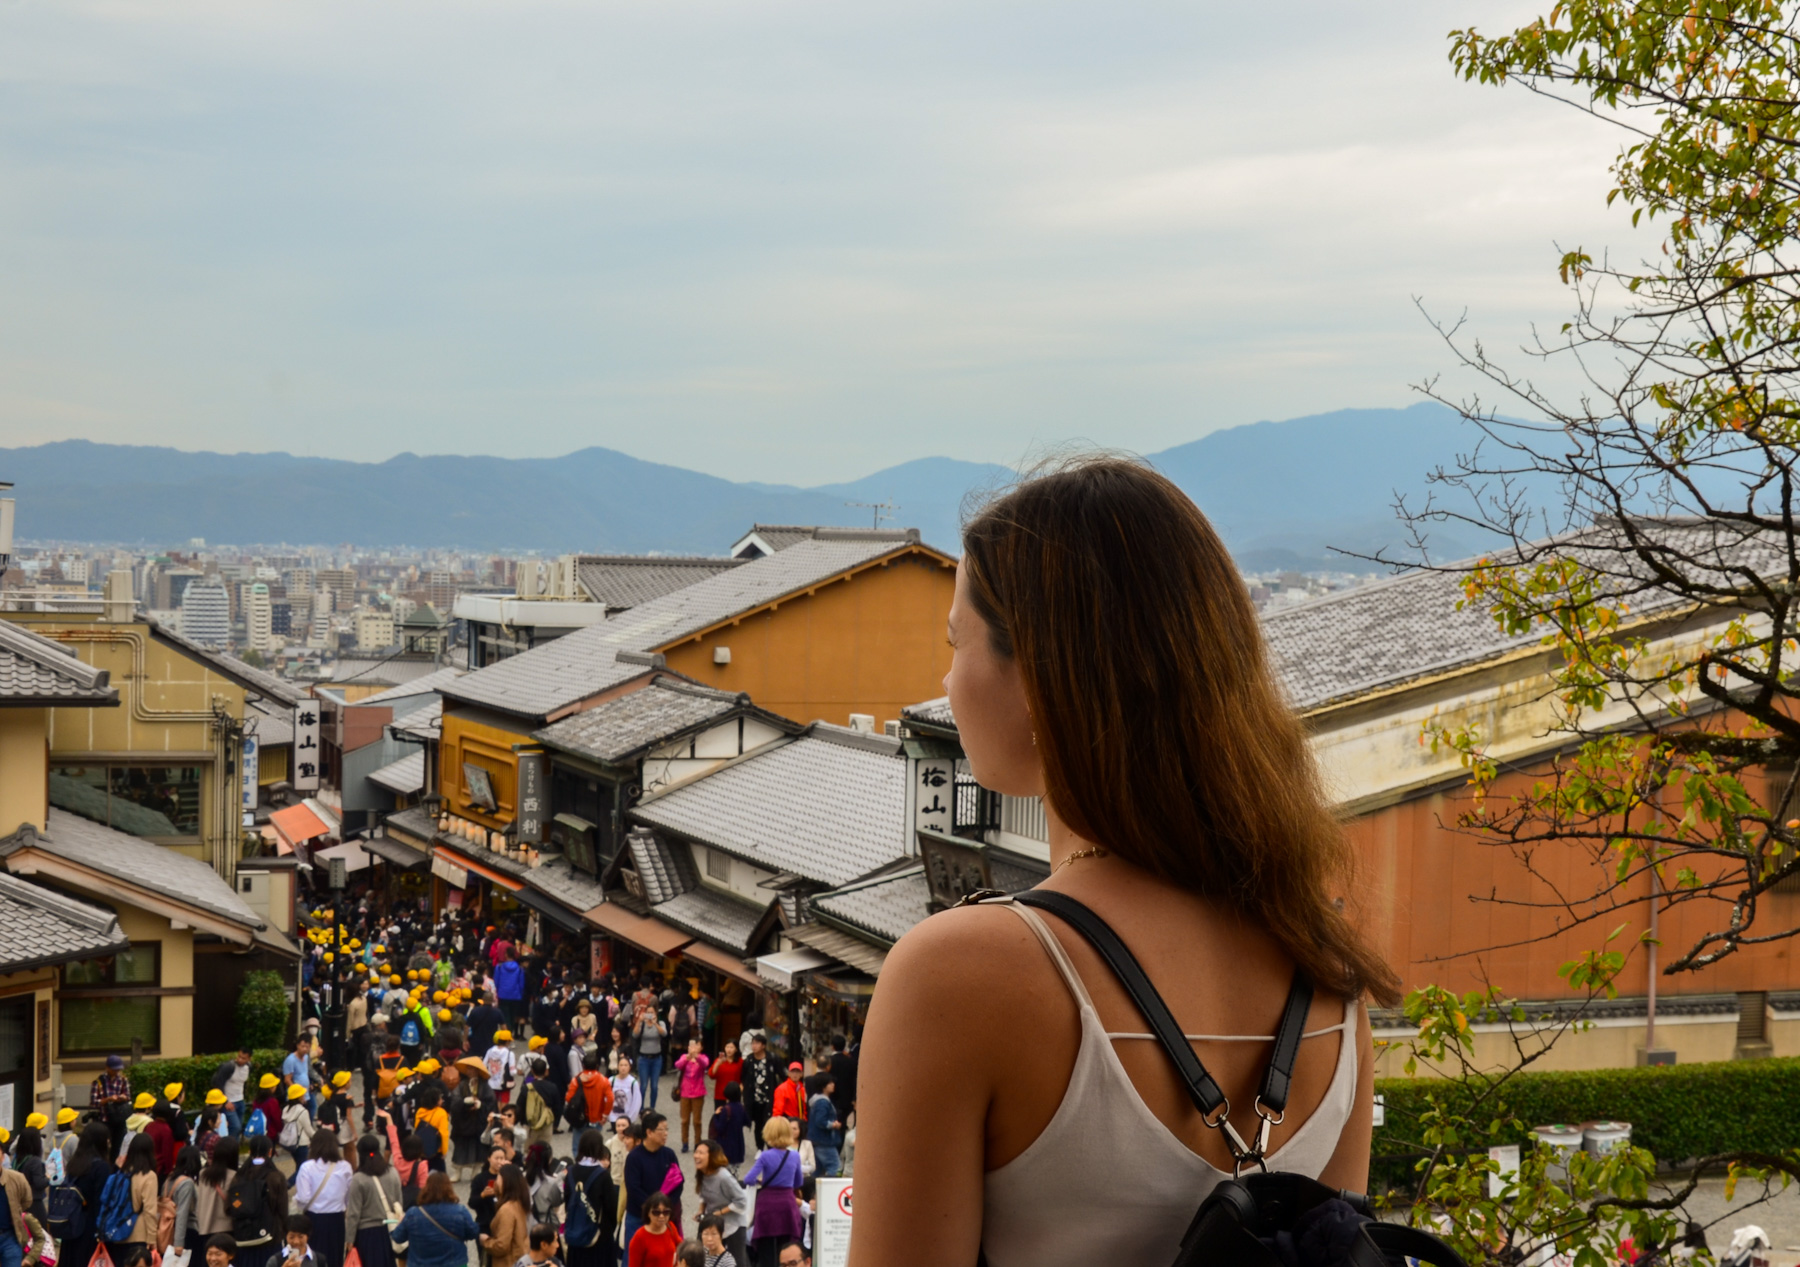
[517, 752, 545, 844]
[913, 757, 954, 836]
[815, 1178, 852, 1267]
[293, 701, 321, 792]
[241, 735, 259, 827]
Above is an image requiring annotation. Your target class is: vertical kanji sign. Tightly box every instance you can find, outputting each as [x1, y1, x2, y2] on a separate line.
[517, 751, 545, 844]
[913, 757, 954, 836]
[293, 700, 322, 792]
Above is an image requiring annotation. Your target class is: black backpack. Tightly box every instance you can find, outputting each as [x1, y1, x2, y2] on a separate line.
[969, 890, 1468, 1267]
[226, 1167, 270, 1243]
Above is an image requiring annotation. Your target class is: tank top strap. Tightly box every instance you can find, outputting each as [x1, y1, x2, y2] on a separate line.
[1001, 900, 1098, 1013]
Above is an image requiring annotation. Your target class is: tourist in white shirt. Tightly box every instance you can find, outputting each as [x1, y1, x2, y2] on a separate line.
[292, 1135, 355, 1267]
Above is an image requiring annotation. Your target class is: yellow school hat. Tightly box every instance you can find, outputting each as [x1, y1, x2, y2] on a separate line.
[333, 1070, 352, 1088]
[259, 1073, 279, 1090]
[206, 1090, 227, 1106]
[133, 1092, 156, 1110]
[164, 1083, 183, 1102]
[287, 1083, 307, 1101]
[56, 1108, 77, 1127]
[494, 1029, 512, 1043]
[25, 1113, 47, 1131]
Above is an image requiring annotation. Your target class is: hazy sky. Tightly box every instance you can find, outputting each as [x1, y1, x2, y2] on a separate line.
[0, 0, 1625, 485]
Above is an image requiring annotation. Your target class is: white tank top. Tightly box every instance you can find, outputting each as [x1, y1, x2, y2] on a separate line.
[980, 901, 1362, 1267]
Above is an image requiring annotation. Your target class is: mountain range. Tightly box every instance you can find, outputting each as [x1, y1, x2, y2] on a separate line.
[1, 402, 1510, 568]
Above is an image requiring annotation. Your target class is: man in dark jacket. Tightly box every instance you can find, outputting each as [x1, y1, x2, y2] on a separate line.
[742, 1033, 778, 1147]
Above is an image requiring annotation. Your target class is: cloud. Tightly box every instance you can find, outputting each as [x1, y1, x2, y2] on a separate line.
[0, 0, 1634, 483]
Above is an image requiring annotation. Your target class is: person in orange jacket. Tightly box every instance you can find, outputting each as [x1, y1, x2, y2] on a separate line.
[566, 1049, 615, 1128]
[770, 1061, 807, 1123]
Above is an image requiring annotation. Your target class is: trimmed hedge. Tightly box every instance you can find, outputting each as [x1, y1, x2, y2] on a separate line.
[123, 1051, 290, 1114]
[1371, 1057, 1800, 1191]
[236, 971, 293, 1050]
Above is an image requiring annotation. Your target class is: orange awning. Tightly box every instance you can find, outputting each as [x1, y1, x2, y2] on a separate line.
[434, 844, 525, 892]
[583, 902, 695, 958]
[270, 803, 331, 853]
[678, 940, 763, 991]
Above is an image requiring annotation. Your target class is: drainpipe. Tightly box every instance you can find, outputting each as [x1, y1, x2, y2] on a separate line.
[1645, 865, 1660, 1052]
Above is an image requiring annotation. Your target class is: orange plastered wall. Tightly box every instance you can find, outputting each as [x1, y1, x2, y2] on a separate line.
[439, 710, 531, 831]
[657, 550, 956, 729]
[1343, 762, 1800, 1001]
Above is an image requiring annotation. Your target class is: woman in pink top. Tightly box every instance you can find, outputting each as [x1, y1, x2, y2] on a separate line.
[672, 1040, 711, 1153]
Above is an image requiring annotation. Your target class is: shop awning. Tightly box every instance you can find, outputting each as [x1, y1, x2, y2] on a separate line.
[755, 948, 833, 990]
[515, 886, 585, 934]
[679, 940, 763, 990]
[432, 855, 469, 889]
[270, 803, 332, 854]
[435, 844, 525, 891]
[313, 840, 373, 875]
[364, 835, 428, 868]
[583, 902, 695, 958]
[786, 923, 889, 976]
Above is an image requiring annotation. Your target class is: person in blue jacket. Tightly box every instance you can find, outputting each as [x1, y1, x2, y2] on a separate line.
[494, 951, 527, 1035]
[390, 1173, 476, 1267]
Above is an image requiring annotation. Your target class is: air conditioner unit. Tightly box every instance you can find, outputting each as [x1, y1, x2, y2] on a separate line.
[848, 713, 875, 733]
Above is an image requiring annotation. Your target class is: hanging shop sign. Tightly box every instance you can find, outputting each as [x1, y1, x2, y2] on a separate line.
[293, 701, 322, 792]
[517, 752, 546, 844]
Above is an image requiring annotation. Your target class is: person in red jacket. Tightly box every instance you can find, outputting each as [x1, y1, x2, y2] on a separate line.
[565, 1050, 615, 1128]
[769, 1062, 806, 1124]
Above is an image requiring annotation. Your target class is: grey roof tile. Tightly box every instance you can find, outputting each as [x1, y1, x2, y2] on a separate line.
[526, 856, 608, 913]
[575, 556, 745, 609]
[812, 866, 931, 946]
[0, 873, 131, 973]
[629, 726, 907, 887]
[391, 699, 442, 742]
[355, 667, 467, 706]
[446, 538, 932, 720]
[735, 526, 920, 556]
[651, 884, 767, 953]
[626, 828, 699, 905]
[368, 751, 425, 795]
[0, 619, 118, 705]
[3, 808, 264, 930]
[533, 680, 744, 765]
[247, 700, 294, 746]
[900, 696, 954, 727]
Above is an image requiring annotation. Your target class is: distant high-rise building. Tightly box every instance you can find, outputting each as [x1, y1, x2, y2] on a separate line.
[353, 607, 395, 650]
[425, 571, 458, 610]
[317, 568, 356, 615]
[246, 582, 274, 654]
[156, 567, 204, 610]
[181, 581, 231, 648]
[270, 598, 292, 637]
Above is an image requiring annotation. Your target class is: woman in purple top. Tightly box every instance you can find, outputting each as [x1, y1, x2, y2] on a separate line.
[742, 1116, 805, 1265]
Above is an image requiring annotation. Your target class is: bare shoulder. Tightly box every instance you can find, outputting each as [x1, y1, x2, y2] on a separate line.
[872, 900, 1065, 1020]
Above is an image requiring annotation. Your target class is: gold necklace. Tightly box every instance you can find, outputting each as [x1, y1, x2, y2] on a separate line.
[1054, 845, 1109, 873]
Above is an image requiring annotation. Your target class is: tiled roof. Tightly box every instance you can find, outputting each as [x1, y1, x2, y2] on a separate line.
[575, 556, 745, 610]
[144, 620, 307, 705]
[0, 619, 118, 705]
[651, 884, 767, 953]
[355, 667, 466, 706]
[630, 725, 907, 887]
[2, 808, 264, 930]
[368, 751, 425, 795]
[533, 680, 744, 765]
[0, 872, 130, 973]
[330, 656, 445, 687]
[247, 700, 294, 746]
[900, 696, 955, 728]
[391, 699, 442, 742]
[446, 538, 933, 720]
[385, 806, 441, 847]
[733, 525, 920, 556]
[626, 828, 700, 905]
[813, 866, 931, 945]
[526, 856, 608, 913]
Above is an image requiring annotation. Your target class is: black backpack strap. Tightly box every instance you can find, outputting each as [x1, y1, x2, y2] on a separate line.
[1009, 888, 1312, 1173]
[1355, 1223, 1472, 1267]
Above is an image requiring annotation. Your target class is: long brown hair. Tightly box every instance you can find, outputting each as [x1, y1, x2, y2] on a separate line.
[961, 456, 1399, 1004]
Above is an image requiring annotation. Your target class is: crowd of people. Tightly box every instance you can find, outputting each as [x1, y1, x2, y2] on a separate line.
[0, 900, 854, 1267]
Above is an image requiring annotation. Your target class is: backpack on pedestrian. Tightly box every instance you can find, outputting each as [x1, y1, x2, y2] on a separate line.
[46, 1179, 89, 1242]
[400, 1015, 423, 1049]
[226, 1167, 269, 1243]
[97, 1170, 138, 1244]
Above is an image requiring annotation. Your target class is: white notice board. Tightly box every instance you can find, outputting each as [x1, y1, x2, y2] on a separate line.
[815, 1177, 853, 1267]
